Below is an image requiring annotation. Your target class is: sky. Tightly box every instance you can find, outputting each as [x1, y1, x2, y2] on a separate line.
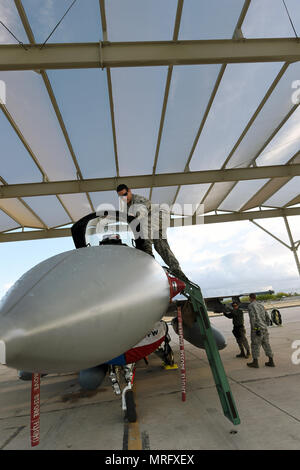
[0, 1, 300, 300]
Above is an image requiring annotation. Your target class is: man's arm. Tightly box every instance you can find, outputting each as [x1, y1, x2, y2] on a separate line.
[128, 197, 152, 240]
[223, 311, 233, 319]
[130, 203, 149, 220]
[128, 195, 151, 220]
[264, 309, 271, 326]
[223, 306, 233, 319]
[247, 303, 256, 330]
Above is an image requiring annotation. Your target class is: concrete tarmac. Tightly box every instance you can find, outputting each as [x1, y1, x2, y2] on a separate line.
[0, 306, 300, 450]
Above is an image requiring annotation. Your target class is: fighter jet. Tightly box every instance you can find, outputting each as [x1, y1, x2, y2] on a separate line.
[0, 210, 228, 424]
[0, 210, 227, 376]
[204, 290, 275, 313]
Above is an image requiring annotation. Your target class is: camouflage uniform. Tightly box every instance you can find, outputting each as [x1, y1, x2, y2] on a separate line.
[248, 300, 273, 359]
[125, 193, 188, 281]
[223, 306, 250, 355]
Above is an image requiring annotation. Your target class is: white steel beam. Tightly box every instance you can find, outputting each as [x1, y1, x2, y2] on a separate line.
[2, 207, 300, 243]
[250, 220, 291, 250]
[14, 0, 95, 215]
[285, 195, 300, 207]
[1, 38, 300, 71]
[250, 215, 300, 278]
[242, 153, 300, 211]
[1, 164, 300, 199]
[283, 215, 300, 276]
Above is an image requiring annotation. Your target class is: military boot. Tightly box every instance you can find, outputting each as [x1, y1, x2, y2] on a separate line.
[245, 350, 251, 359]
[247, 359, 259, 368]
[236, 349, 246, 358]
[265, 357, 275, 367]
[171, 269, 191, 284]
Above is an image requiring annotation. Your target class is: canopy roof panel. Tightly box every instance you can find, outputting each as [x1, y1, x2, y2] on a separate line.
[243, 0, 298, 38]
[22, 0, 102, 43]
[47, 68, 116, 179]
[0, 0, 300, 242]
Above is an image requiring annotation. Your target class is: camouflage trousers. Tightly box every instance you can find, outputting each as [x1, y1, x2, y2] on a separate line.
[136, 214, 188, 281]
[143, 237, 186, 277]
[250, 329, 273, 359]
[233, 327, 250, 352]
[138, 231, 186, 282]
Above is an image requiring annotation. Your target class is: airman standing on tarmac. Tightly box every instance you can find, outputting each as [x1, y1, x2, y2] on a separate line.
[223, 302, 250, 358]
[247, 293, 275, 368]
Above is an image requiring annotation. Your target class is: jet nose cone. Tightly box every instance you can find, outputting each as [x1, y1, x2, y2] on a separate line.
[0, 327, 29, 367]
[0, 245, 170, 373]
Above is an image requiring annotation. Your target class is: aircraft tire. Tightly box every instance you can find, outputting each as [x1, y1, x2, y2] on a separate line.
[125, 390, 137, 423]
[166, 348, 174, 366]
[271, 309, 282, 326]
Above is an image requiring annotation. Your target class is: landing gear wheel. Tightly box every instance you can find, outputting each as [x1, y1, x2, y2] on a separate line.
[271, 309, 282, 326]
[124, 390, 137, 423]
[165, 347, 174, 366]
[162, 327, 175, 366]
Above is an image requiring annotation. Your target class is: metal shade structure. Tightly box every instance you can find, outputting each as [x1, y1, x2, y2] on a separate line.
[0, 0, 299, 273]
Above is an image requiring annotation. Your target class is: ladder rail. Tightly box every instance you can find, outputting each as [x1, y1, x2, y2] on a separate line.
[182, 282, 240, 426]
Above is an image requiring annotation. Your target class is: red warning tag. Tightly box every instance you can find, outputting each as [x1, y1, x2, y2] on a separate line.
[31, 373, 40, 447]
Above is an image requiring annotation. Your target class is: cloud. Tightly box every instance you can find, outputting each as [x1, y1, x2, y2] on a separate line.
[0, 282, 14, 301]
[165, 219, 300, 296]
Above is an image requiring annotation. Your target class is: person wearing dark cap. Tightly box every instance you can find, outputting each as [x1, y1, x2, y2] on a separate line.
[223, 302, 250, 358]
[116, 184, 189, 283]
[247, 293, 275, 368]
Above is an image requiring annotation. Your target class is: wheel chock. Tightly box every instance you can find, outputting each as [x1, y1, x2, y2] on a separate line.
[163, 363, 178, 370]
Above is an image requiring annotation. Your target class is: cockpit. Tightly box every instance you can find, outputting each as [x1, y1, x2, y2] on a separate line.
[71, 210, 144, 250]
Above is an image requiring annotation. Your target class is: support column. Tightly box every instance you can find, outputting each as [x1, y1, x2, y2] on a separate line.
[283, 216, 300, 276]
[250, 217, 300, 277]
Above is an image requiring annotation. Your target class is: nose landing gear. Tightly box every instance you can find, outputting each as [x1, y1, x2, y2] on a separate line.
[109, 363, 137, 422]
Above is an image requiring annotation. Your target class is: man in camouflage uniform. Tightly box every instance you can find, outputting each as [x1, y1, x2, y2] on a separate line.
[247, 293, 275, 368]
[116, 184, 189, 282]
[223, 302, 250, 358]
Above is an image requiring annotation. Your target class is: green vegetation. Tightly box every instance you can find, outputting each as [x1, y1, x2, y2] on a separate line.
[240, 292, 300, 302]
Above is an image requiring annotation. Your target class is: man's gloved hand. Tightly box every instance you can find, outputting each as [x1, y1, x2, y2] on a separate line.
[255, 328, 261, 337]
